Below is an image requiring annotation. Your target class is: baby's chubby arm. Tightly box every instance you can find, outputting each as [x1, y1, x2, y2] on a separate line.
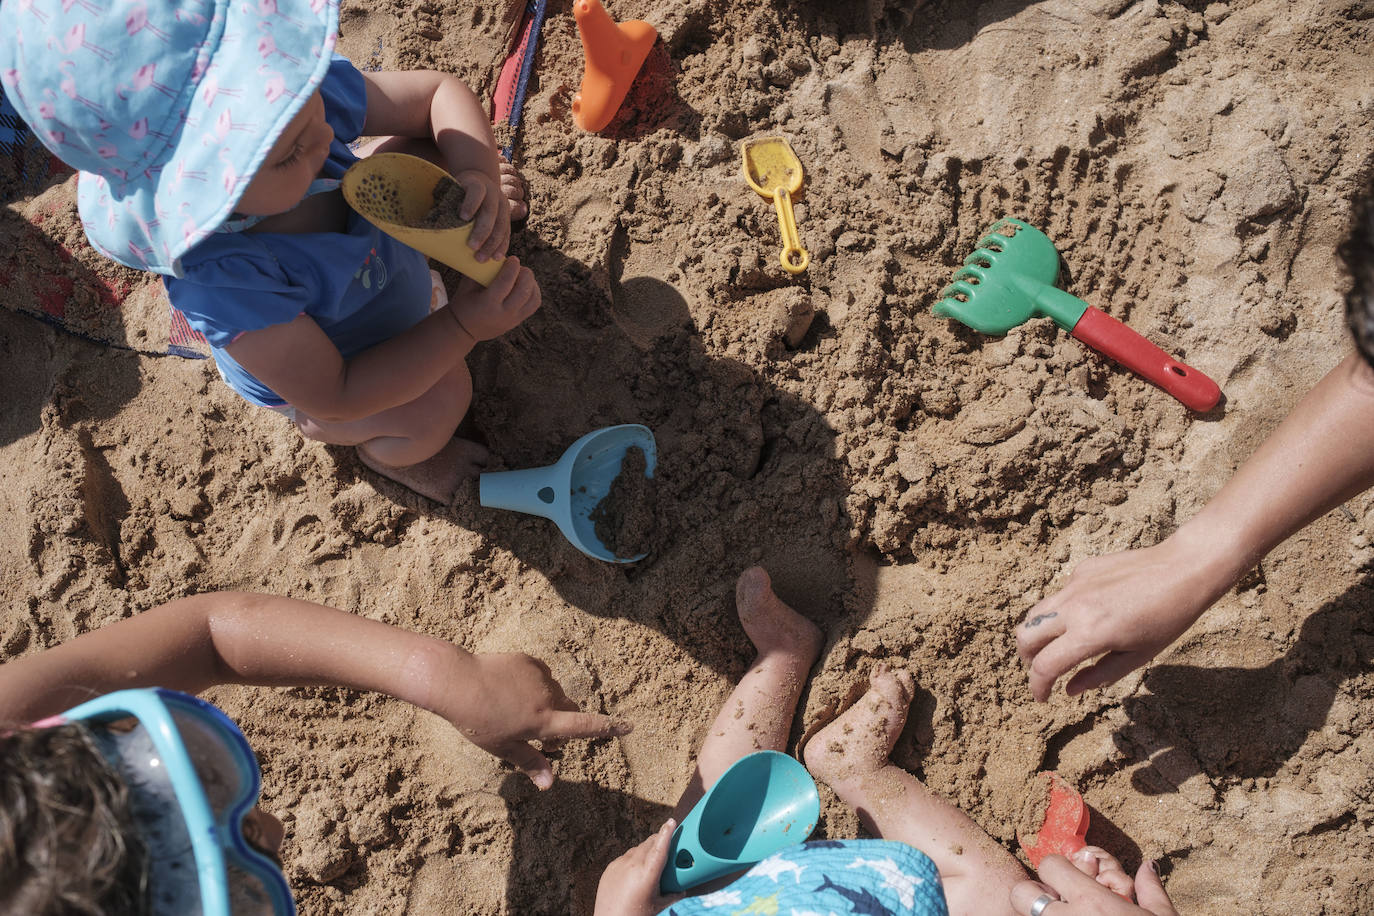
[1018, 352, 1374, 701]
[0, 592, 628, 788]
[226, 256, 539, 422]
[361, 70, 510, 262]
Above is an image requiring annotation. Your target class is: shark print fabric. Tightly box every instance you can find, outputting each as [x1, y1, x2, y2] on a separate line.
[660, 839, 949, 916]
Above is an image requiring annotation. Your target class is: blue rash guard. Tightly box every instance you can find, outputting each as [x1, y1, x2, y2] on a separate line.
[165, 56, 431, 408]
[660, 840, 950, 916]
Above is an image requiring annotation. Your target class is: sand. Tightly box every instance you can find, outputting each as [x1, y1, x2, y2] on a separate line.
[2, 0, 1372, 913]
[419, 176, 471, 229]
[589, 446, 658, 559]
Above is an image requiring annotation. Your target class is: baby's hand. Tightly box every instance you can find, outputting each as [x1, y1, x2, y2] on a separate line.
[594, 820, 682, 916]
[447, 256, 541, 342]
[1070, 847, 1134, 898]
[451, 168, 510, 262]
[434, 652, 631, 788]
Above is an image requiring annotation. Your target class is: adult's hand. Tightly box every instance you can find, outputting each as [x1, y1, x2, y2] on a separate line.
[1015, 531, 1235, 702]
[1020, 352, 1374, 702]
[1011, 854, 1178, 915]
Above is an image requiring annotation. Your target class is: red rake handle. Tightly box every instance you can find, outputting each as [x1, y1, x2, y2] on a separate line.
[1070, 307, 1221, 412]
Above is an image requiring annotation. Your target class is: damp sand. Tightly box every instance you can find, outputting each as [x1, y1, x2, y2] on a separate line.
[589, 446, 657, 559]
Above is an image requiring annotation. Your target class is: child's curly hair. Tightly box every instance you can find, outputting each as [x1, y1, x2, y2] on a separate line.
[0, 723, 148, 915]
[1341, 180, 1374, 369]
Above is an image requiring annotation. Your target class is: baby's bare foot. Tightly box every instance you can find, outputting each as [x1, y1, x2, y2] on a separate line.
[735, 566, 823, 663]
[499, 158, 528, 222]
[804, 663, 915, 788]
[359, 437, 490, 503]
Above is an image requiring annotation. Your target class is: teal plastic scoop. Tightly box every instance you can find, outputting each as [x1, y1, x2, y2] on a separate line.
[660, 751, 820, 894]
[478, 424, 657, 563]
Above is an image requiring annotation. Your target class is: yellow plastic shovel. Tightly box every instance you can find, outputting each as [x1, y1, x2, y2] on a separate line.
[741, 136, 809, 274]
[341, 152, 503, 287]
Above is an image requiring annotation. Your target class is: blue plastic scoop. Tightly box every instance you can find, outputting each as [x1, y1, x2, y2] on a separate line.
[478, 424, 657, 563]
[660, 751, 820, 893]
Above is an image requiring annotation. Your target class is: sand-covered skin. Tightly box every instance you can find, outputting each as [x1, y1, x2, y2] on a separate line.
[2, 0, 1373, 913]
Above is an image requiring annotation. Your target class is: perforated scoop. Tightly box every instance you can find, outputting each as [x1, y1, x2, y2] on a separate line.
[342, 152, 503, 286]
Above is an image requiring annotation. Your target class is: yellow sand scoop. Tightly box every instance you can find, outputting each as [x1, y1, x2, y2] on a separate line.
[341, 152, 503, 287]
[741, 136, 809, 274]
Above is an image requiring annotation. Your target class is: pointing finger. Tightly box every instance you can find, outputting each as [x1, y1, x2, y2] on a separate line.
[544, 710, 634, 741]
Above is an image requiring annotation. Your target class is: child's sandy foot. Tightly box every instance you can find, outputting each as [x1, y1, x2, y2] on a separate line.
[499, 158, 528, 222]
[803, 662, 915, 788]
[735, 566, 823, 663]
[358, 437, 489, 503]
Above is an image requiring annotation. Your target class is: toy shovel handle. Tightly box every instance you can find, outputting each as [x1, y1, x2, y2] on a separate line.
[771, 187, 809, 274]
[1071, 307, 1221, 412]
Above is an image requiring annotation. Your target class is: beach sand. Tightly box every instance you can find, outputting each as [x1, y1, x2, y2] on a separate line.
[2, 0, 1372, 913]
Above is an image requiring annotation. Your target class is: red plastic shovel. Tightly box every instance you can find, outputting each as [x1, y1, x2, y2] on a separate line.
[1018, 772, 1090, 868]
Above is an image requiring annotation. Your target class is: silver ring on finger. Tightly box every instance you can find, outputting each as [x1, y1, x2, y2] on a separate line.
[1029, 893, 1058, 916]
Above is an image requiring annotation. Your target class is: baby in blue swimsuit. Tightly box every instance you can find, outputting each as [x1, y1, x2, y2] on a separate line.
[1, 0, 536, 503]
[595, 569, 1165, 916]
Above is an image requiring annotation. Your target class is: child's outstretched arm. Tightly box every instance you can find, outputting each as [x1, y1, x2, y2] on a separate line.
[0, 592, 628, 788]
[1018, 351, 1374, 701]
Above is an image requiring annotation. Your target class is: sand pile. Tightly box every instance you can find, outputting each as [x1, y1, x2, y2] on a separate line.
[2, 0, 1372, 913]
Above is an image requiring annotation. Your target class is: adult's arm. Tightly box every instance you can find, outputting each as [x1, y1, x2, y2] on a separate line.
[1018, 352, 1374, 701]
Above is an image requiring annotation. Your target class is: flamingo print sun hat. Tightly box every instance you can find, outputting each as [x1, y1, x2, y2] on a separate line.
[0, 0, 340, 277]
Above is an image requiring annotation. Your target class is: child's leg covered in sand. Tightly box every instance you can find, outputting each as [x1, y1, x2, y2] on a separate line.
[804, 664, 1027, 916]
[671, 567, 823, 821]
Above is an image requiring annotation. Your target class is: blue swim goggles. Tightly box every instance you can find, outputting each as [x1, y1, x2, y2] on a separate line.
[60, 688, 295, 916]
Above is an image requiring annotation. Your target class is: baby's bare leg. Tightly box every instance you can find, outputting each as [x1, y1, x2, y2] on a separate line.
[804, 664, 1026, 916]
[672, 567, 822, 821]
[294, 363, 488, 502]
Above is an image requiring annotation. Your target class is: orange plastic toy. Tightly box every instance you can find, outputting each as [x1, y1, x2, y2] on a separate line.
[571, 0, 657, 132]
[1018, 772, 1090, 868]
